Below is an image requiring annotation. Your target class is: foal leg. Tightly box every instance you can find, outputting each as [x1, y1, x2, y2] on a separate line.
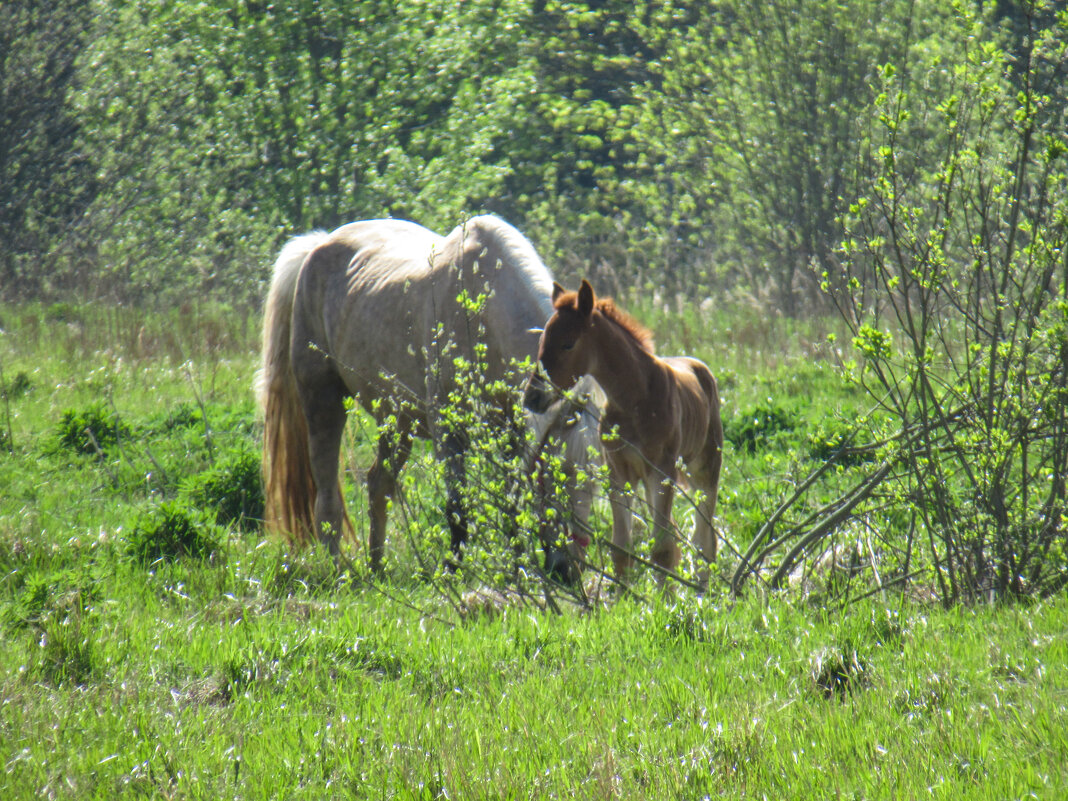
[691, 492, 717, 592]
[692, 431, 723, 590]
[366, 417, 413, 573]
[647, 475, 681, 573]
[692, 471, 720, 584]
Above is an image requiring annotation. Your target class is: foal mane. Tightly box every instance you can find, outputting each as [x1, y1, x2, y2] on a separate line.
[598, 298, 655, 353]
[554, 291, 655, 353]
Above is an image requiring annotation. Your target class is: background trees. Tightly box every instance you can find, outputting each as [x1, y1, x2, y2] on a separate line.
[0, 0, 95, 298]
[4, 0, 1062, 313]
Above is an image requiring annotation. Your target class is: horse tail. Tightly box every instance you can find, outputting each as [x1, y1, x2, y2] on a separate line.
[256, 232, 329, 546]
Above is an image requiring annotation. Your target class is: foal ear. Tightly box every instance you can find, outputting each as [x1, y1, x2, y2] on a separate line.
[552, 282, 567, 302]
[578, 279, 595, 317]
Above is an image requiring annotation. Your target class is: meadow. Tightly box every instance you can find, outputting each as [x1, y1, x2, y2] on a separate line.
[1, 301, 1066, 800]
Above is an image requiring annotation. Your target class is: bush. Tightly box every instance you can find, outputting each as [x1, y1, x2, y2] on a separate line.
[828, 9, 1068, 601]
[1, 568, 98, 633]
[3, 370, 32, 399]
[180, 448, 264, 531]
[126, 501, 220, 564]
[160, 402, 203, 431]
[56, 403, 130, 455]
[726, 402, 797, 454]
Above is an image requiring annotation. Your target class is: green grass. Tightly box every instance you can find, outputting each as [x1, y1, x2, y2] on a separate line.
[1, 302, 1066, 799]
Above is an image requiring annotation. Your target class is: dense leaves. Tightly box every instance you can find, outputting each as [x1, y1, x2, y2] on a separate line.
[0, 0, 95, 297]
[3, 0, 1062, 311]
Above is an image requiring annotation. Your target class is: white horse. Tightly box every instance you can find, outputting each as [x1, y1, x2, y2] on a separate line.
[257, 215, 600, 574]
[528, 374, 606, 581]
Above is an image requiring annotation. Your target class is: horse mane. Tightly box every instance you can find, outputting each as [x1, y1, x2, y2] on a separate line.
[597, 298, 656, 353]
[553, 290, 656, 353]
[464, 215, 554, 312]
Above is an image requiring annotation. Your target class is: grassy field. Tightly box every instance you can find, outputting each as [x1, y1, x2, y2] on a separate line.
[1, 302, 1066, 799]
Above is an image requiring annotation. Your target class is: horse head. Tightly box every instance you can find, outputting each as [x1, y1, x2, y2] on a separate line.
[522, 279, 597, 414]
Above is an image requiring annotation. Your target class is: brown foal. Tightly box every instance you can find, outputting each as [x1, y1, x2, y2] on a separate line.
[524, 280, 723, 586]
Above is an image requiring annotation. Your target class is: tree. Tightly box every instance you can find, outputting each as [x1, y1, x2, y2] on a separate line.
[629, 0, 937, 309]
[483, 0, 679, 292]
[0, 0, 95, 299]
[831, 0, 1068, 601]
[62, 0, 528, 304]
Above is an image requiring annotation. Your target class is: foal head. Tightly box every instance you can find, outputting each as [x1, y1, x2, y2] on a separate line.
[523, 280, 597, 414]
[527, 277, 658, 416]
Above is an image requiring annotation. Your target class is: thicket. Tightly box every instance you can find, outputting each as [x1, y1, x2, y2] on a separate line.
[1, 0, 1059, 307]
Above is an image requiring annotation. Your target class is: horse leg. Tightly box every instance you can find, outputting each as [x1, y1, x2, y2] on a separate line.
[441, 429, 469, 560]
[692, 427, 723, 590]
[366, 417, 413, 573]
[301, 384, 349, 558]
[648, 475, 681, 573]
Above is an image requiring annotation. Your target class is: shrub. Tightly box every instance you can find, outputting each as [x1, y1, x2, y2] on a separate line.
[3, 370, 32, 399]
[56, 403, 130, 455]
[126, 501, 220, 563]
[726, 401, 797, 454]
[37, 618, 97, 686]
[180, 448, 264, 531]
[4, 568, 101, 685]
[160, 402, 203, 431]
[43, 302, 80, 323]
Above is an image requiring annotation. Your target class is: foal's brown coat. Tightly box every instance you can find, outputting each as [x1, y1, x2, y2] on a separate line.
[524, 280, 722, 582]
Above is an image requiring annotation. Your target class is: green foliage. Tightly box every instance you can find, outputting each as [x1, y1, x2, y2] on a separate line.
[725, 401, 798, 454]
[55, 402, 130, 455]
[126, 501, 221, 564]
[179, 448, 264, 531]
[14, 0, 1061, 315]
[828, 0, 1068, 602]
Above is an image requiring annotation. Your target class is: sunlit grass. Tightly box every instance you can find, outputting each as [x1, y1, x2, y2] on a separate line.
[1, 302, 1066, 799]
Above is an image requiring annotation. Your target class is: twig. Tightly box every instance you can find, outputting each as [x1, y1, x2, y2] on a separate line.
[732, 455, 841, 593]
[84, 428, 122, 493]
[769, 462, 893, 589]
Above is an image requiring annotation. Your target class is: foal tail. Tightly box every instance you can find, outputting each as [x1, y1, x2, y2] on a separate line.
[256, 232, 329, 546]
